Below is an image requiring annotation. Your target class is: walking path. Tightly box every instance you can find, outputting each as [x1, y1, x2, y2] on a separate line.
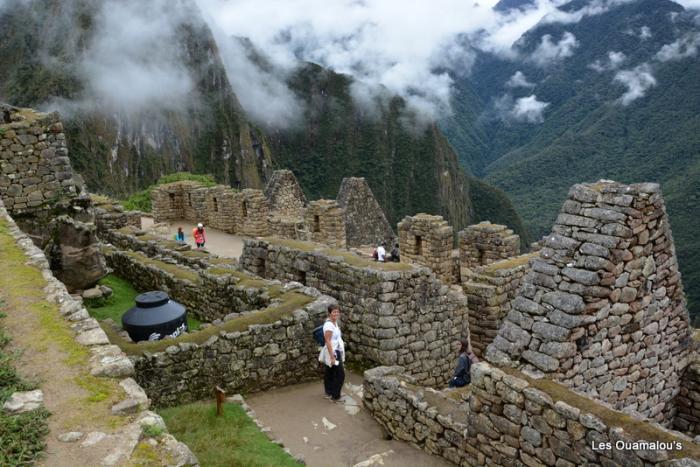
[142, 217, 245, 258]
[246, 371, 450, 467]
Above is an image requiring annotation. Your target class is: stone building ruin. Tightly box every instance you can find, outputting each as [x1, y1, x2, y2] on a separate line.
[398, 213, 454, 284]
[337, 177, 395, 247]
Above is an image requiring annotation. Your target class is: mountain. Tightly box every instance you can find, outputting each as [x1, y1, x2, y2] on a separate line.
[443, 0, 700, 321]
[0, 0, 272, 196]
[0, 0, 528, 240]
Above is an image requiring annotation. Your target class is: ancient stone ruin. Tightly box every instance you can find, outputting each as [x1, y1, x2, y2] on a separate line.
[459, 221, 521, 270]
[398, 213, 454, 284]
[337, 177, 395, 247]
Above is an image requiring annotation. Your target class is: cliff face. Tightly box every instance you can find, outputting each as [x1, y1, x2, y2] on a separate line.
[0, 0, 272, 197]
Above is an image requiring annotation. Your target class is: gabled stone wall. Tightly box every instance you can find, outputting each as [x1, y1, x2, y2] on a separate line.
[240, 238, 469, 386]
[486, 181, 692, 425]
[337, 177, 395, 247]
[264, 169, 307, 217]
[398, 214, 454, 284]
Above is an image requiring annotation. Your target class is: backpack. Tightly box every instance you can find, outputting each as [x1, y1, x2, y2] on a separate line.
[313, 325, 325, 346]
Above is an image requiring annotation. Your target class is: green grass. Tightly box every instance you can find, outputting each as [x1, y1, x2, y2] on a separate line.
[159, 402, 300, 467]
[0, 300, 50, 466]
[85, 274, 201, 332]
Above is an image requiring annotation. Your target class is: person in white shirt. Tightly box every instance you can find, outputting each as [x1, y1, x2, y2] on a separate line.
[319, 304, 345, 401]
[376, 241, 387, 262]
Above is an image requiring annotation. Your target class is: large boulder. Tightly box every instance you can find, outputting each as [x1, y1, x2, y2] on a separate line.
[47, 215, 107, 291]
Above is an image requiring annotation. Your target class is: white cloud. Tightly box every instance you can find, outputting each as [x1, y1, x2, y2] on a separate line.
[589, 51, 626, 72]
[675, 0, 700, 9]
[655, 32, 700, 62]
[530, 32, 579, 67]
[496, 93, 549, 123]
[193, 0, 618, 122]
[639, 26, 652, 39]
[540, 0, 636, 24]
[614, 63, 656, 106]
[505, 71, 536, 88]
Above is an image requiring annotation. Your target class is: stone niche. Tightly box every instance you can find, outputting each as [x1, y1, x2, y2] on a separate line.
[336, 177, 395, 248]
[304, 199, 346, 248]
[459, 221, 520, 271]
[486, 180, 692, 425]
[398, 214, 454, 284]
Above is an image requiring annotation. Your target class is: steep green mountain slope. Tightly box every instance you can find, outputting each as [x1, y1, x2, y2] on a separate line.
[0, 0, 272, 196]
[444, 0, 700, 320]
[268, 63, 528, 237]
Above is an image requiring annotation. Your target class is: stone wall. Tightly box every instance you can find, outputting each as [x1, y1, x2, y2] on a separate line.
[0, 109, 81, 213]
[459, 221, 521, 270]
[235, 189, 270, 237]
[240, 238, 469, 386]
[130, 292, 335, 407]
[305, 199, 346, 249]
[364, 364, 700, 467]
[104, 247, 271, 322]
[264, 169, 306, 217]
[204, 185, 237, 232]
[398, 214, 454, 284]
[336, 177, 395, 247]
[674, 358, 700, 436]
[486, 181, 692, 425]
[462, 253, 535, 358]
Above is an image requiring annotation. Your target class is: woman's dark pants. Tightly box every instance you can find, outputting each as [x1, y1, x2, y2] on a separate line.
[324, 350, 345, 400]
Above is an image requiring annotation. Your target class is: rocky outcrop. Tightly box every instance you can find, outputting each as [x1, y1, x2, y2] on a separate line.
[46, 215, 107, 291]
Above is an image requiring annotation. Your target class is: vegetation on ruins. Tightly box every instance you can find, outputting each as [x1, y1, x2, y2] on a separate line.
[122, 172, 217, 213]
[0, 306, 50, 466]
[159, 402, 301, 467]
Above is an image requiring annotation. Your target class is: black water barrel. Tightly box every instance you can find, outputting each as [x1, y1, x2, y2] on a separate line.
[122, 291, 187, 342]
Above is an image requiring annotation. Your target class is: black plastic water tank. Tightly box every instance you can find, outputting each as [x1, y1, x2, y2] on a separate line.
[122, 291, 188, 342]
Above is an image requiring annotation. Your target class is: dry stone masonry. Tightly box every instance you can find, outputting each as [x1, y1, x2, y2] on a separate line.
[459, 221, 521, 270]
[336, 177, 395, 247]
[240, 238, 469, 386]
[462, 253, 536, 358]
[486, 181, 692, 426]
[304, 199, 346, 248]
[264, 169, 307, 217]
[398, 214, 454, 284]
[364, 364, 700, 467]
[675, 357, 700, 436]
[0, 109, 81, 213]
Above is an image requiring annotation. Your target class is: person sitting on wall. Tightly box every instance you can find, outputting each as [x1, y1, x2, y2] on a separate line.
[377, 241, 387, 262]
[389, 243, 400, 262]
[448, 339, 472, 388]
[193, 223, 206, 248]
[175, 227, 185, 243]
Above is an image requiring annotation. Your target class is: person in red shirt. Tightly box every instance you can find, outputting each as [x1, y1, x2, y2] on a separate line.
[193, 223, 206, 248]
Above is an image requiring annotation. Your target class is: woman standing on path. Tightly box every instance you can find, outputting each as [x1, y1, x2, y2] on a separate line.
[319, 304, 345, 401]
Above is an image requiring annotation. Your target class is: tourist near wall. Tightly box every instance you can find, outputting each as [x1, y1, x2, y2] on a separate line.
[363, 364, 700, 467]
[486, 181, 692, 426]
[121, 291, 335, 407]
[240, 237, 469, 387]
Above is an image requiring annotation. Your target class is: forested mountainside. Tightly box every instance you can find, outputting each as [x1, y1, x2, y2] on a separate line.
[0, 0, 528, 238]
[442, 0, 700, 321]
[0, 0, 271, 196]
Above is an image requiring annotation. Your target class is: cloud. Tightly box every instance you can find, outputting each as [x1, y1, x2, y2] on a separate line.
[530, 32, 579, 66]
[505, 71, 536, 88]
[675, 0, 700, 9]
[614, 64, 656, 105]
[496, 93, 549, 123]
[540, 0, 636, 24]
[194, 0, 617, 123]
[655, 32, 700, 62]
[589, 51, 626, 72]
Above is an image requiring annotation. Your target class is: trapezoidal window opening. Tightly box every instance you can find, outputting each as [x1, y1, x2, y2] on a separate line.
[242, 199, 248, 218]
[213, 197, 218, 212]
[415, 235, 423, 256]
[313, 215, 320, 233]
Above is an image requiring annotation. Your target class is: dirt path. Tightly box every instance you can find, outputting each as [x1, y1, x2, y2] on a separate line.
[142, 217, 245, 258]
[245, 371, 451, 467]
[0, 221, 130, 466]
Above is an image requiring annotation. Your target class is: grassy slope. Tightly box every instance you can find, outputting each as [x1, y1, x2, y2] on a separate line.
[159, 402, 301, 467]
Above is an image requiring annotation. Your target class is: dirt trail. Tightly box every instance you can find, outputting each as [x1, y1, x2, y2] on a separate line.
[0, 223, 128, 467]
[246, 371, 451, 467]
[142, 217, 245, 258]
